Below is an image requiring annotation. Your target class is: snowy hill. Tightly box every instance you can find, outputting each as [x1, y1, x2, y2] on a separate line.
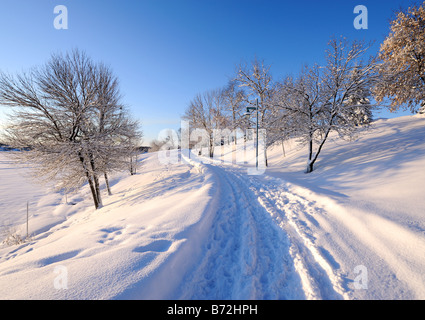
[0, 115, 424, 300]
[257, 114, 425, 299]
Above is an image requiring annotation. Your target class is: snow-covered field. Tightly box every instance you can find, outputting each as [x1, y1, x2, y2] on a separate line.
[0, 115, 424, 300]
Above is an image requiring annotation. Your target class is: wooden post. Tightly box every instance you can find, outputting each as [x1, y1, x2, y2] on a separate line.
[26, 201, 29, 239]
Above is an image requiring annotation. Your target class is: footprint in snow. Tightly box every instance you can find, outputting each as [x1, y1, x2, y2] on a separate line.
[133, 240, 172, 253]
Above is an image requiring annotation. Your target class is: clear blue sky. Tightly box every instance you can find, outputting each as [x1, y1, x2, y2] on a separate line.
[0, 0, 418, 144]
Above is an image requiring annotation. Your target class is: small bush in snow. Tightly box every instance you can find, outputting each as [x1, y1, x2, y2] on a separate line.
[1, 227, 32, 246]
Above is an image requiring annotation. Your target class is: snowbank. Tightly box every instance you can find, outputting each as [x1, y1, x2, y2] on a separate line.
[0, 153, 216, 299]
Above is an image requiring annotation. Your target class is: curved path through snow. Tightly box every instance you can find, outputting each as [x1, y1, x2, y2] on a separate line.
[176, 162, 349, 300]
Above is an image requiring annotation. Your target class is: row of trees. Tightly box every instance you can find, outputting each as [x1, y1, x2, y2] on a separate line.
[183, 2, 425, 173]
[0, 50, 142, 209]
[183, 38, 377, 173]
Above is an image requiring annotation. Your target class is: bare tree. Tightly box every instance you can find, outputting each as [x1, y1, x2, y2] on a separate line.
[150, 139, 166, 152]
[274, 38, 378, 173]
[274, 64, 323, 167]
[0, 49, 141, 209]
[222, 80, 246, 144]
[235, 57, 274, 166]
[183, 89, 225, 158]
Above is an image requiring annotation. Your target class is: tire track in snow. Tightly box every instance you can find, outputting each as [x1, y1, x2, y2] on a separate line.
[177, 164, 306, 300]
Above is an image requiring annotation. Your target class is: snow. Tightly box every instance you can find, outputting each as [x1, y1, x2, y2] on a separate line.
[0, 154, 216, 299]
[0, 114, 424, 300]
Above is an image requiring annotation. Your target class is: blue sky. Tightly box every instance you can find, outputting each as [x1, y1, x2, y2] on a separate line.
[0, 0, 418, 143]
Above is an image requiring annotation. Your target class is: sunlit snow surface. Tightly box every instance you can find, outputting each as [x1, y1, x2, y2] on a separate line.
[0, 115, 424, 299]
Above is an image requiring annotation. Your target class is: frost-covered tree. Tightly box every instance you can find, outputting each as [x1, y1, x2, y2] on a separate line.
[374, 1, 425, 113]
[273, 64, 325, 171]
[341, 66, 374, 126]
[0, 50, 141, 209]
[221, 80, 246, 144]
[235, 58, 275, 166]
[274, 38, 378, 173]
[307, 38, 377, 173]
[85, 64, 143, 183]
[183, 89, 226, 158]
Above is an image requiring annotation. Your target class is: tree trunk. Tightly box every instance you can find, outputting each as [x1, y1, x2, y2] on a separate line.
[306, 160, 314, 174]
[209, 135, 214, 158]
[87, 175, 99, 209]
[129, 156, 134, 175]
[93, 173, 103, 208]
[89, 153, 103, 208]
[78, 152, 99, 209]
[306, 129, 314, 173]
[306, 127, 331, 174]
[104, 172, 112, 196]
